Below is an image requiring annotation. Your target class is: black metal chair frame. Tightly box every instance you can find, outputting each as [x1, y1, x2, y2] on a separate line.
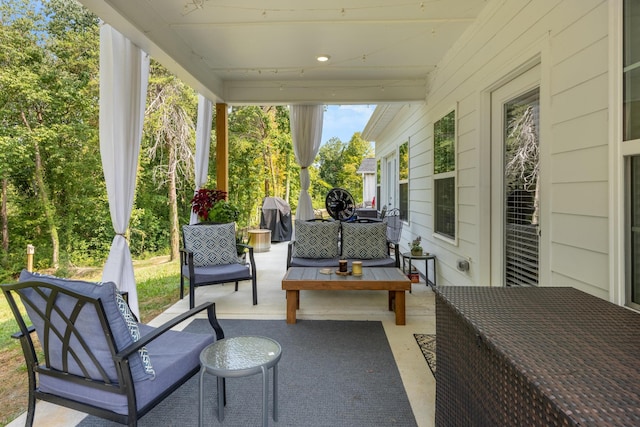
[180, 223, 258, 308]
[2, 280, 224, 427]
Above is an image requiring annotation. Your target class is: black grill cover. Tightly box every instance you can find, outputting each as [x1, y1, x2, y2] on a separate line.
[259, 197, 292, 242]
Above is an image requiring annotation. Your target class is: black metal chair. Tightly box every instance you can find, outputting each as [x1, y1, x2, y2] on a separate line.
[384, 208, 403, 251]
[2, 270, 224, 427]
[180, 222, 257, 308]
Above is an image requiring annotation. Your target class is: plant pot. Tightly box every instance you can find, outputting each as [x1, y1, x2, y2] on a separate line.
[411, 248, 423, 256]
[237, 253, 247, 265]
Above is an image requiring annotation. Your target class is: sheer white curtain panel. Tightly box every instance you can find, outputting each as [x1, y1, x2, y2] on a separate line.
[99, 24, 150, 318]
[190, 95, 213, 224]
[290, 105, 324, 221]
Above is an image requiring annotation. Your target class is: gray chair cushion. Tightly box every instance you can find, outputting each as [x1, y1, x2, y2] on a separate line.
[182, 263, 252, 284]
[18, 270, 152, 382]
[292, 220, 340, 258]
[341, 222, 389, 259]
[183, 223, 237, 267]
[39, 324, 214, 415]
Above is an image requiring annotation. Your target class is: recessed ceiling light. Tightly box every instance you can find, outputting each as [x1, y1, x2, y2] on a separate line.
[316, 55, 330, 62]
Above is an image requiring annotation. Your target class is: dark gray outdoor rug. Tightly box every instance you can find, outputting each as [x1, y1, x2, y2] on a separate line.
[414, 334, 436, 377]
[78, 319, 417, 427]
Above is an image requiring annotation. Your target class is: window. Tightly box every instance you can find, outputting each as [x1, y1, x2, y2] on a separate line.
[433, 110, 456, 240]
[399, 141, 409, 221]
[624, 0, 640, 141]
[625, 2, 640, 310]
[627, 156, 640, 310]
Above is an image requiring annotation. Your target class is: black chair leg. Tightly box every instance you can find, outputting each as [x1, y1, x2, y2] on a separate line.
[234, 281, 238, 291]
[252, 277, 258, 305]
[189, 283, 195, 309]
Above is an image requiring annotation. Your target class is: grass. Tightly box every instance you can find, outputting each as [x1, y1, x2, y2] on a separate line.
[0, 256, 181, 425]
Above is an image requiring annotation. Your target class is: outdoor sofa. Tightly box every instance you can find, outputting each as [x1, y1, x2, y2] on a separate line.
[286, 219, 399, 270]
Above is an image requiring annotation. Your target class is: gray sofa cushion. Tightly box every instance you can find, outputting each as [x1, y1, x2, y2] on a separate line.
[292, 220, 340, 258]
[18, 270, 152, 382]
[183, 223, 237, 267]
[341, 222, 389, 259]
[289, 257, 395, 268]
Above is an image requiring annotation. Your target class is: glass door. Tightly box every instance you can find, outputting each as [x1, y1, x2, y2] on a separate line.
[491, 66, 541, 286]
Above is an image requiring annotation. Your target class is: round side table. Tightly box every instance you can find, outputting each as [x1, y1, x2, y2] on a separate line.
[402, 252, 437, 287]
[199, 336, 282, 427]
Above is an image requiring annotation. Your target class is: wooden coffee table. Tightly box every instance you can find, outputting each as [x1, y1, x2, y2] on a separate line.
[281, 267, 411, 325]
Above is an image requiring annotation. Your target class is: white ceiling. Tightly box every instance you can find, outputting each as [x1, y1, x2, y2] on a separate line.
[78, 0, 487, 105]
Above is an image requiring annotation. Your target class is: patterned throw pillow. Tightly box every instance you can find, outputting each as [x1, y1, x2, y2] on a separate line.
[183, 223, 238, 267]
[341, 222, 389, 259]
[293, 220, 340, 258]
[115, 292, 155, 378]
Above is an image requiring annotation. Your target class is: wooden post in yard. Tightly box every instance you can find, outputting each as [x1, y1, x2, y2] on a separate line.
[26, 244, 35, 272]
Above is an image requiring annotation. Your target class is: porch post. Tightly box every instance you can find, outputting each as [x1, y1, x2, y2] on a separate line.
[216, 103, 229, 194]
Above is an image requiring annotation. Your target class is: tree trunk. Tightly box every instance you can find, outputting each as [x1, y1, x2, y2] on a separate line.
[168, 136, 179, 261]
[1, 178, 8, 253]
[22, 111, 59, 268]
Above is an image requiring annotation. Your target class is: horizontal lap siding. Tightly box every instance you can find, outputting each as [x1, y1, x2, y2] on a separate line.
[374, 0, 611, 296]
[548, 1, 609, 295]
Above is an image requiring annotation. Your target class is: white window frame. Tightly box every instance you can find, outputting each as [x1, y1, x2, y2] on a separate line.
[432, 107, 458, 245]
[399, 140, 409, 222]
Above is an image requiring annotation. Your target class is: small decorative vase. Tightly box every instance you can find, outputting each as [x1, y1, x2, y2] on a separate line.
[411, 248, 423, 256]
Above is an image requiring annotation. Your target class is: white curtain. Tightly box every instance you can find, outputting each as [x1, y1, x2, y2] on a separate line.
[99, 24, 150, 318]
[290, 105, 324, 221]
[190, 95, 213, 224]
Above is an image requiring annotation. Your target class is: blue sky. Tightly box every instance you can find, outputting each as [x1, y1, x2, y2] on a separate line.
[321, 105, 376, 144]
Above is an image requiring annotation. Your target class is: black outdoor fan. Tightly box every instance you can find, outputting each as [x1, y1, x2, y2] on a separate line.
[325, 188, 356, 221]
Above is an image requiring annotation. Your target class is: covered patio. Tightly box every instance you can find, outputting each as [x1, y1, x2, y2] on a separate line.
[7, 242, 437, 426]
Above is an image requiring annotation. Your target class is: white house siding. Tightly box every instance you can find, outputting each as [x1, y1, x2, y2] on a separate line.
[374, 0, 612, 298]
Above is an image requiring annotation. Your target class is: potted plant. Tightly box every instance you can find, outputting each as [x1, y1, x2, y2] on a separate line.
[190, 188, 227, 221]
[236, 229, 248, 263]
[410, 236, 423, 256]
[208, 199, 240, 224]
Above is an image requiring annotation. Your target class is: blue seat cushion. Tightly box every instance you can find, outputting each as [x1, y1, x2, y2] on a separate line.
[289, 257, 395, 268]
[39, 324, 215, 415]
[183, 263, 252, 285]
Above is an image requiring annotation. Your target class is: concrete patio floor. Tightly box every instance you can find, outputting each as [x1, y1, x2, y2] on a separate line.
[8, 241, 436, 427]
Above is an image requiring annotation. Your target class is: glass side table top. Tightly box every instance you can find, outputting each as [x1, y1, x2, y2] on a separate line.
[200, 336, 282, 375]
[402, 251, 435, 259]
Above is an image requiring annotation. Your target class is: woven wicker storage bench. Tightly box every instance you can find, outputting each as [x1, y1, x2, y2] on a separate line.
[434, 286, 640, 427]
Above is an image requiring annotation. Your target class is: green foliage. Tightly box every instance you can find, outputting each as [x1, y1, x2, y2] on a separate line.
[315, 132, 373, 205]
[208, 200, 240, 224]
[434, 110, 456, 174]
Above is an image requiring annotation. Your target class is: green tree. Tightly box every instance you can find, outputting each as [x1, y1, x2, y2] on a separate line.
[0, 0, 105, 274]
[143, 60, 197, 260]
[315, 132, 373, 205]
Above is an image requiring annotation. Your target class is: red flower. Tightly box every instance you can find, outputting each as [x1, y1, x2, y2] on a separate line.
[191, 188, 227, 220]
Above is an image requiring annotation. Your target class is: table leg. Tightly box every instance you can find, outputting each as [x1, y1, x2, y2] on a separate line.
[261, 365, 268, 427]
[273, 363, 279, 421]
[198, 368, 205, 427]
[217, 376, 225, 422]
[286, 290, 298, 324]
[394, 290, 406, 325]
